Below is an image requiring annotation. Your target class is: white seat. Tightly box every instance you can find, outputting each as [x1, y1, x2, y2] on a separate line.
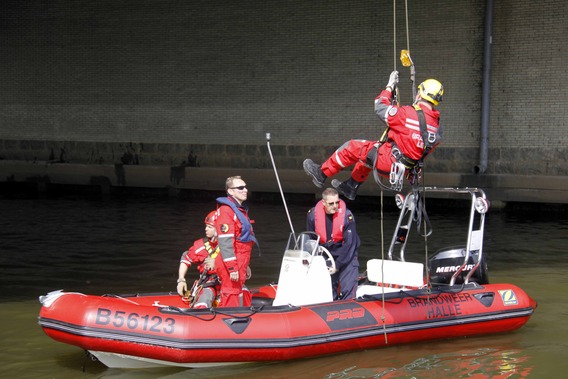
[356, 259, 424, 297]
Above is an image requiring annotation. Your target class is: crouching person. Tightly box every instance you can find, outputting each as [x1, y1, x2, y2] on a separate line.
[177, 211, 221, 308]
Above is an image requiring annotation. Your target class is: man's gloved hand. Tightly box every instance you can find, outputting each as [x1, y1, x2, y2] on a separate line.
[387, 70, 399, 89]
[204, 257, 215, 270]
[246, 266, 252, 279]
[177, 280, 187, 296]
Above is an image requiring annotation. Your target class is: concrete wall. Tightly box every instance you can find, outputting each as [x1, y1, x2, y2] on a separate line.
[1, 0, 567, 202]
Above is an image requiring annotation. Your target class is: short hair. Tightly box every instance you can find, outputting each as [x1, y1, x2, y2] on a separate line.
[322, 187, 338, 199]
[225, 176, 242, 190]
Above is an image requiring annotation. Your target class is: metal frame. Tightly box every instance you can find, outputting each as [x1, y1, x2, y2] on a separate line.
[387, 187, 489, 285]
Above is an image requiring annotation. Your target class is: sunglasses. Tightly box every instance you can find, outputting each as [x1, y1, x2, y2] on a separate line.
[230, 185, 247, 190]
[325, 200, 340, 206]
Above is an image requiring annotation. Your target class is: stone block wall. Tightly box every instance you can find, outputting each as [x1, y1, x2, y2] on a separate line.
[1, 0, 567, 181]
[3, 139, 566, 178]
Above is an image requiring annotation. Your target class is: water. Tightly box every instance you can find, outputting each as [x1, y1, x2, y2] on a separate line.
[1, 193, 567, 378]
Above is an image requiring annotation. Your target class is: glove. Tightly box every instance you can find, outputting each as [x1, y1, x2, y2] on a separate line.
[246, 266, 252, 280]
[387, 70, 399, 89]
[204, 256, 215, 270]
[177, 280, 187, 296]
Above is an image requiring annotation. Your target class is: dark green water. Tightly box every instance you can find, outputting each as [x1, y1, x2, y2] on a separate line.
[1, 194, 566, 378]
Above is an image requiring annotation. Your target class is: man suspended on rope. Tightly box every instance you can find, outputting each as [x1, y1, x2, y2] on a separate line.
[303, 71, 444, 200]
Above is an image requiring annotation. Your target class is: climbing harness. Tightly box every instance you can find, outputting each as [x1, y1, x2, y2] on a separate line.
[183, 241, 221, 307]
[184, 271, 221, 307]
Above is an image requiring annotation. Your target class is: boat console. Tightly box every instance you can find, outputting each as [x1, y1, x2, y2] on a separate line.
[272, 232, 335, 306]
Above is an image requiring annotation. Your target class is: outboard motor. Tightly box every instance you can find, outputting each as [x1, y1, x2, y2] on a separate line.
[429, 246, 489, 285]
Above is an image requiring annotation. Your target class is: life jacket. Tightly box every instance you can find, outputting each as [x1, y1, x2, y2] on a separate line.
[313, 199, 346, 244]
[216, 197, 259, 245]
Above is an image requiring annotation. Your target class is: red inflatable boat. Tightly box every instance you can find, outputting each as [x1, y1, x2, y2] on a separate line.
[38, 188, 537, 368]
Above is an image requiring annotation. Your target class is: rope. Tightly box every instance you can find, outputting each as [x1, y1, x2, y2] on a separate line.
[379, 0, 402, 343]
[403, 0, 417, 99]
[393, 0, 397, 70]
[401, 0, 429, 293]
[165, 304, 265, 322]
[404, 0, 410, 55]
[421, 170, 428, 269]
[392, 0, 400, 105]
[379, 189, 387, 344]
[420, 168, 432, 305]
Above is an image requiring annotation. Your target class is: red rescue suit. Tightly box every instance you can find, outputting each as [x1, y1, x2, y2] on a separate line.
[180, 238, 220, 308]
[215, 196, 256, 307]
[320, 89, 441, 182]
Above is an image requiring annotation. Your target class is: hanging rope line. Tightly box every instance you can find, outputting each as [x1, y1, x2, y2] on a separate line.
[402, 0, 431, 286]
[379, 0, 401, 345]
[392, 0, 400, 106]
[393, 0, 397, 71]
[404, 0, 417, 100]
[403, 0, 433, 290]
[379, 1, 434, 342]
[421, 169, 432, 302]
[404, 0, 410, 54]
[379, 189, 387, 344]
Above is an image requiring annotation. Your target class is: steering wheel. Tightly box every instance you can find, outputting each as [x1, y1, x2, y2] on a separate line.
[318, 246, 337, 275]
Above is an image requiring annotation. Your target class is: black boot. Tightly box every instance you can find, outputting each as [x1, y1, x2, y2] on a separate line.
[331, 177, 361, 200]
[303, 159, 327, 188]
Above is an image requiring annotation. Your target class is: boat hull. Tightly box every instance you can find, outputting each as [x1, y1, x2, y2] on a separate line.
[38, 283, 536, 368]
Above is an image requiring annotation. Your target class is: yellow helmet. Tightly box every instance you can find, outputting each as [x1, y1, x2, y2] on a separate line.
[418, 79, 444, 105]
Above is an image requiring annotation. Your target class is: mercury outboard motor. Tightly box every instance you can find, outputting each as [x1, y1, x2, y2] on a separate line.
[429, 246, 489, 285]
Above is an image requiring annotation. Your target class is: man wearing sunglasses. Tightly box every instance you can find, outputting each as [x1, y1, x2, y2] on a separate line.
[306, 188, 360, 300]
[214, 176, 258, 307]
